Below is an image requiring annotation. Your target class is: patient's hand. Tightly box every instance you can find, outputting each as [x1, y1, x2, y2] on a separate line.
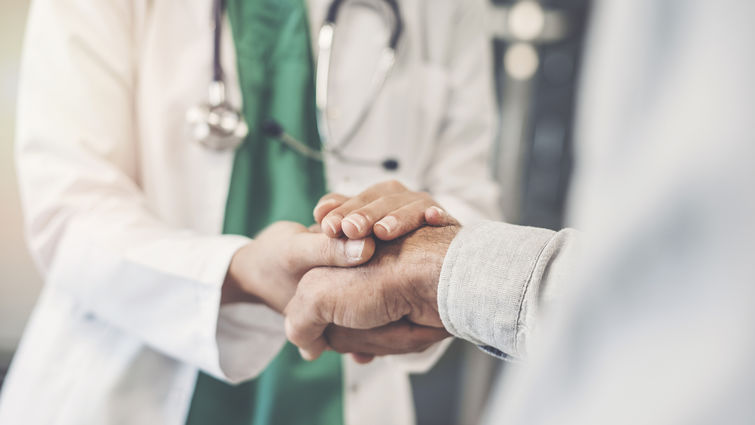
[285, 224, 459, 362]
[324, 322, 451, 364]
[314, 180, 455, 240]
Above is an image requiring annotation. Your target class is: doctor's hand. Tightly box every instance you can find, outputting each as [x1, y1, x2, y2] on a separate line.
[284, 223, 459, 361]
[314, 180, 456, 241]
[222, 221, 375, 313]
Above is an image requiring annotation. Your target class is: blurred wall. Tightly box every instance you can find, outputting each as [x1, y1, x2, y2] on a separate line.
[0, 0, 38, 366]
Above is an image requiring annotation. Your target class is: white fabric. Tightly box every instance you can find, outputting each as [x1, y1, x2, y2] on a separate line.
[0, 0, 500, 424]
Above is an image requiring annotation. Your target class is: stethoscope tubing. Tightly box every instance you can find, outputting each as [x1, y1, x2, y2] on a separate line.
[316, 0, 402, 153]
[202, 0, 403, 170]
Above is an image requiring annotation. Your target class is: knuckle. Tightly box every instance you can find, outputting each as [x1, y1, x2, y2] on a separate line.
[286, 306, 322, 346]
[322, 238, 339, 262]
[325, 206, 346, 220]
[353, 192, 372, 205]
[288, 328, 307, 347]
[353, 207, 374, 223]
[418, 191, 433, 200]
[298, 274, 325, 306]
[387, 192, 410, 204]
[285, 317, 304, 345]
[384, 179, 406, 192]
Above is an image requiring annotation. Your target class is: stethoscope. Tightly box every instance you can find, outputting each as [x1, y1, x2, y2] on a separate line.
[187, 0, 403, 171]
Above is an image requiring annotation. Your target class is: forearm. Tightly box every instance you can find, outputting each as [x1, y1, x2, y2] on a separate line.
[437, 221, 579, 359]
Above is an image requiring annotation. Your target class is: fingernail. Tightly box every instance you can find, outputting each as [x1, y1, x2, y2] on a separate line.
[428, 205, 446, 217]
[344, 239, 366, 262]
[299, 348, 315, 361]
[343, 214, 367, 233]
[376, 215, 398, 234]
[323, 217, 338, 235]
[429, 206, 446, 217]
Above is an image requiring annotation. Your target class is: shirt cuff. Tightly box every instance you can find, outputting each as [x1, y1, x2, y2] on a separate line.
[437, 221, 556, 358]
[215, 303, 287, 383]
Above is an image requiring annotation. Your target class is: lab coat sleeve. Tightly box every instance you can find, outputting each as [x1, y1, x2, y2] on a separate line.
[437, 221, 579, 359]
[422, 0, 502, 226]
[386, 0, 501, 373]
[15, 0, 284, 384]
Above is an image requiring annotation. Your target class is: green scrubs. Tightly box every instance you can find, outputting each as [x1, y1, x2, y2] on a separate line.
[185, 0, 343, 424]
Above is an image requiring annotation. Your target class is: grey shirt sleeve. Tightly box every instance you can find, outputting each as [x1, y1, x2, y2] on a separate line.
[437, 221, 579, 359]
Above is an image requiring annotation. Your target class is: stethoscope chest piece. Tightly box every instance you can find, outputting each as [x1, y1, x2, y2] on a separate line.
[187, 81, 248, 151]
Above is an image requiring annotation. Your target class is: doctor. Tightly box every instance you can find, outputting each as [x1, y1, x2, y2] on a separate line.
[0, 0, 499, 424]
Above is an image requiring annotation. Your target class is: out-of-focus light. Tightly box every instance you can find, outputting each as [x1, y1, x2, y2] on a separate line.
[505, 43, 539, 81]
[508, 1, 545, 41]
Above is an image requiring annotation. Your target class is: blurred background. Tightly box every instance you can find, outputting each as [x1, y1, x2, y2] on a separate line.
[0, 0, 37, 391]
[0, 0, 588, 423]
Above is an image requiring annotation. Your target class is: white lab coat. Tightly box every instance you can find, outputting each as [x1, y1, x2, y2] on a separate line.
[0, 0, 499, 424]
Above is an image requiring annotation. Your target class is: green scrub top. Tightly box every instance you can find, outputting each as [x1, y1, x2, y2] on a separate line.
[185, 0, 344, 424]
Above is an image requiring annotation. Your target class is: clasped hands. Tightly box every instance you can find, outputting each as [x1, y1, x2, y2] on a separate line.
[223, 180, 459, 363]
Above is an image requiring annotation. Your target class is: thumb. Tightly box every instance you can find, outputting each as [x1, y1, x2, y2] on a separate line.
[291, 232, 375, 270]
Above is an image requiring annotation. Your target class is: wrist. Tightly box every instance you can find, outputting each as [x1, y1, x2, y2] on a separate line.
[222, 242, 263, 305]
[406, 225, 459, 327]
